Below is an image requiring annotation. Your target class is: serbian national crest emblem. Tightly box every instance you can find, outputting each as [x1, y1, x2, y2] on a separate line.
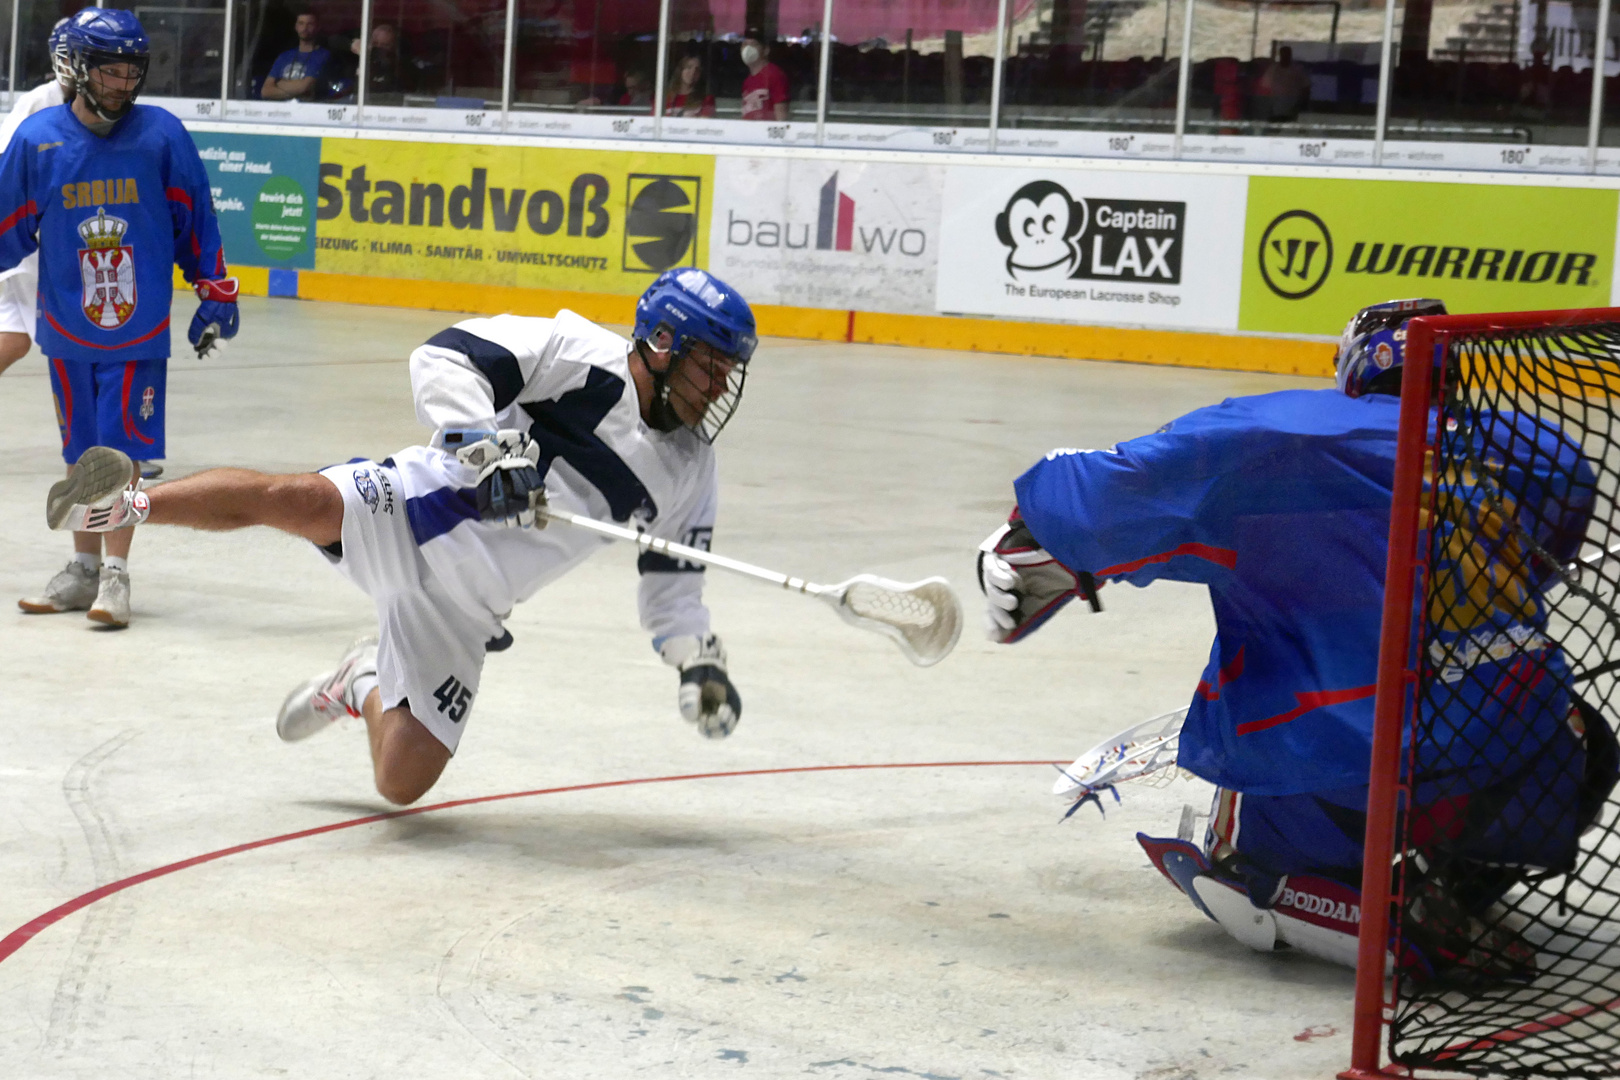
[77, 208, 136, 329]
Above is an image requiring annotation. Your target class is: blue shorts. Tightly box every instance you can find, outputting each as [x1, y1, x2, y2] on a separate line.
[48, 356, 166, 465]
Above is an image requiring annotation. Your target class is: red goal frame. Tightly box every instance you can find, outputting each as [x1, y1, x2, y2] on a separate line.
[1339, 307, 1620, 1079]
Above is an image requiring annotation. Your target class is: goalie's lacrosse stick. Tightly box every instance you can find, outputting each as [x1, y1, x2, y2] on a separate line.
[1052, 707, 1188, 818]
[538, 505, 963, 666]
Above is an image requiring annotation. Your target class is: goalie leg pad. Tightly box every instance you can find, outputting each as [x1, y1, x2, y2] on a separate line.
[1136, 833, 1217, 919]
[1191, 874, 1279, 952]
[1269, 874, 1365, 969]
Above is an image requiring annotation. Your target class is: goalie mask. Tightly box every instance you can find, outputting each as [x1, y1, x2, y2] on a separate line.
[1333, 297, 1448, 399]
[62, 8, 150, 124]
[633, 269, 757, 443]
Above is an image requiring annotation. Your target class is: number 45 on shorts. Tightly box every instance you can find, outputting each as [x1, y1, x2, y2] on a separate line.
[433, 676, 473, 723]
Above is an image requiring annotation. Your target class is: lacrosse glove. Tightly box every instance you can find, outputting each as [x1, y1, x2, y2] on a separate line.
[659, 633, 741, 739]
[189, 277, 240, 359]
[455, 429, 548, 528]
[977, 509, 1100, 644]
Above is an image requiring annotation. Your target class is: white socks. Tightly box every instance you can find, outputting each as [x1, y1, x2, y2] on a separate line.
[351, 673, 379, 713]
[74, 554, 128, 574]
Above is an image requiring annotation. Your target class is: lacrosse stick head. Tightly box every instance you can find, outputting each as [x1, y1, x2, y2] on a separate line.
[822, 575, 963, 667]
[1052, 707, 1189, 804]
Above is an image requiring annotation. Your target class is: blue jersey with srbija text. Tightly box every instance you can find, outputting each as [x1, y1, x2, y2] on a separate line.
[1015, 388, 1592, 798]
[0, 103, 226, 362]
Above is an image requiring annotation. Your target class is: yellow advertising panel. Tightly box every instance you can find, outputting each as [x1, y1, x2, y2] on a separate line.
[314, 139, 714, 293]
[1240, 177, 1617, 335]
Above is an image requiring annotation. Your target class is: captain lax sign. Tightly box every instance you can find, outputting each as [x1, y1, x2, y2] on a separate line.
[936, 167, 1246, 330]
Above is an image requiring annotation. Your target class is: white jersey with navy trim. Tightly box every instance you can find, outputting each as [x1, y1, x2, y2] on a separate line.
[0, 80, 67, 300]
[403, 310, 716, 644]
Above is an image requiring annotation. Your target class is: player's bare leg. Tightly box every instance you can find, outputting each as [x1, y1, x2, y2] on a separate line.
[0, 331, 29, 376]
[140, 466, 343, 546]
[360, 691, 451, 805]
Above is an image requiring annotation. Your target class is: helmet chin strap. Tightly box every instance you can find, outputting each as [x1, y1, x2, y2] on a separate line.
[636, 339, 686, 433]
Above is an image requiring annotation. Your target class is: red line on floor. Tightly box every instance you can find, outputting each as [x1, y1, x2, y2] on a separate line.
[1432, 993, 1620, 1060]
[0, 760, 1056, 966]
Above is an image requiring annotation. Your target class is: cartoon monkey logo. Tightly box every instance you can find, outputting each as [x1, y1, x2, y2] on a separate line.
[994, 181, 1086, 282]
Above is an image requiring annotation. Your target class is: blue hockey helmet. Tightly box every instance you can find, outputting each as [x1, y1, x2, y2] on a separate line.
[48, 17, 74, 86]
[633, 268, 757, 442]
[61, 7, 149, 122]
[1334, 298, 1449, 398]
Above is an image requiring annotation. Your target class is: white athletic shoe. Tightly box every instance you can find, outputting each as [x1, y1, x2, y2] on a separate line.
[277, 636, 379, 742]
[87, 567, 130, 628]
[17, 560, 98, 613]
[47, 447, 148, 532]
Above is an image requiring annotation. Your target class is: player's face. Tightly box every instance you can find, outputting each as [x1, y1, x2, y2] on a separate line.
[667, 342, 739, 428]
[87, 62, 141, 111]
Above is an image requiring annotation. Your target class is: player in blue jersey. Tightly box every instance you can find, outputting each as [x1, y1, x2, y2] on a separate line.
[0, 8, 239, 627]
[978, 299, 1618, 978]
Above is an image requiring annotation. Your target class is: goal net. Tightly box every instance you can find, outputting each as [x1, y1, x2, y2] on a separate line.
[1351, 309, 1620, 1079]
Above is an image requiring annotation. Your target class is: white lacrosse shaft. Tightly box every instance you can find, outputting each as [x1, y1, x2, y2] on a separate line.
[538, 505, 834, 596]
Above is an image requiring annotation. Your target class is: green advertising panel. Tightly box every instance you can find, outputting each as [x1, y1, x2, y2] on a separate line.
[1240, 177, 1617, 335]
[192, 131, 321, 270]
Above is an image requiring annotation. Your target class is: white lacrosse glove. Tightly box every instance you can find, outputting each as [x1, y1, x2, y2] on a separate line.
[659, 633, 742, 739]
[454, 428, 548, 528]
[976, 511, 1101, 644]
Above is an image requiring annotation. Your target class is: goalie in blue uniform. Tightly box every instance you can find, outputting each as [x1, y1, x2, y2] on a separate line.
[0, 8, 239, 627]
[979, 299, 1619, 979]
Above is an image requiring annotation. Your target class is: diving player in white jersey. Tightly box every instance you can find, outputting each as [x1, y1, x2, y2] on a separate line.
[0, 16, 74, 377]
[45, 268, 758, 805]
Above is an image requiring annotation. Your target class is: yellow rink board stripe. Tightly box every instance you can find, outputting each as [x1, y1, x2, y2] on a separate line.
[191, 267, 1337, 378]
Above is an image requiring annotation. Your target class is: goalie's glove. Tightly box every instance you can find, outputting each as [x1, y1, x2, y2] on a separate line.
[455, 428, 548, 528]
[976, 510, 1101, 644]
[188, 277, 240, 359]
[659, 633, 742, 739]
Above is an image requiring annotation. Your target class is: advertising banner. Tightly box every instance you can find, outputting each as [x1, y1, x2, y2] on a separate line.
[708, 157, 942, 314]
[1241, 177, 1618, 335]
[314, 139, 714, 292]
[194, 131, 320, 270]
[934, 166, 1248, 330]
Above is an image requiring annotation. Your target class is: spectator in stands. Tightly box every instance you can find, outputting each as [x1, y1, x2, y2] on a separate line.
[1212, 57, 1243, 133]
[352, 22, 411, 99]
[664, 54, 715, 117]
[262, 10, 331, 101]
[739, 34, 789, 120]
[620, 68, 653, 108]
[1256, 46, 1310, 123]
[579, 68, 652, 110]
[1520, 46, 1553, 109]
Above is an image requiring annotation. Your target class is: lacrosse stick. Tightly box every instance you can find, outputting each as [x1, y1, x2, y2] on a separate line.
[538, 505, 963, 666]
[1052, 707, 1188, 817]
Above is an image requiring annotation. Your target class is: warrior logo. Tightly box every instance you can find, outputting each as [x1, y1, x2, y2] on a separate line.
[139, 386, 155, 420]
[77, 209, 136, 329]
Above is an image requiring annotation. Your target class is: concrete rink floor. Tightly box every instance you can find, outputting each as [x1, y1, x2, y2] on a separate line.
[0, 295, 1361, 1080]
